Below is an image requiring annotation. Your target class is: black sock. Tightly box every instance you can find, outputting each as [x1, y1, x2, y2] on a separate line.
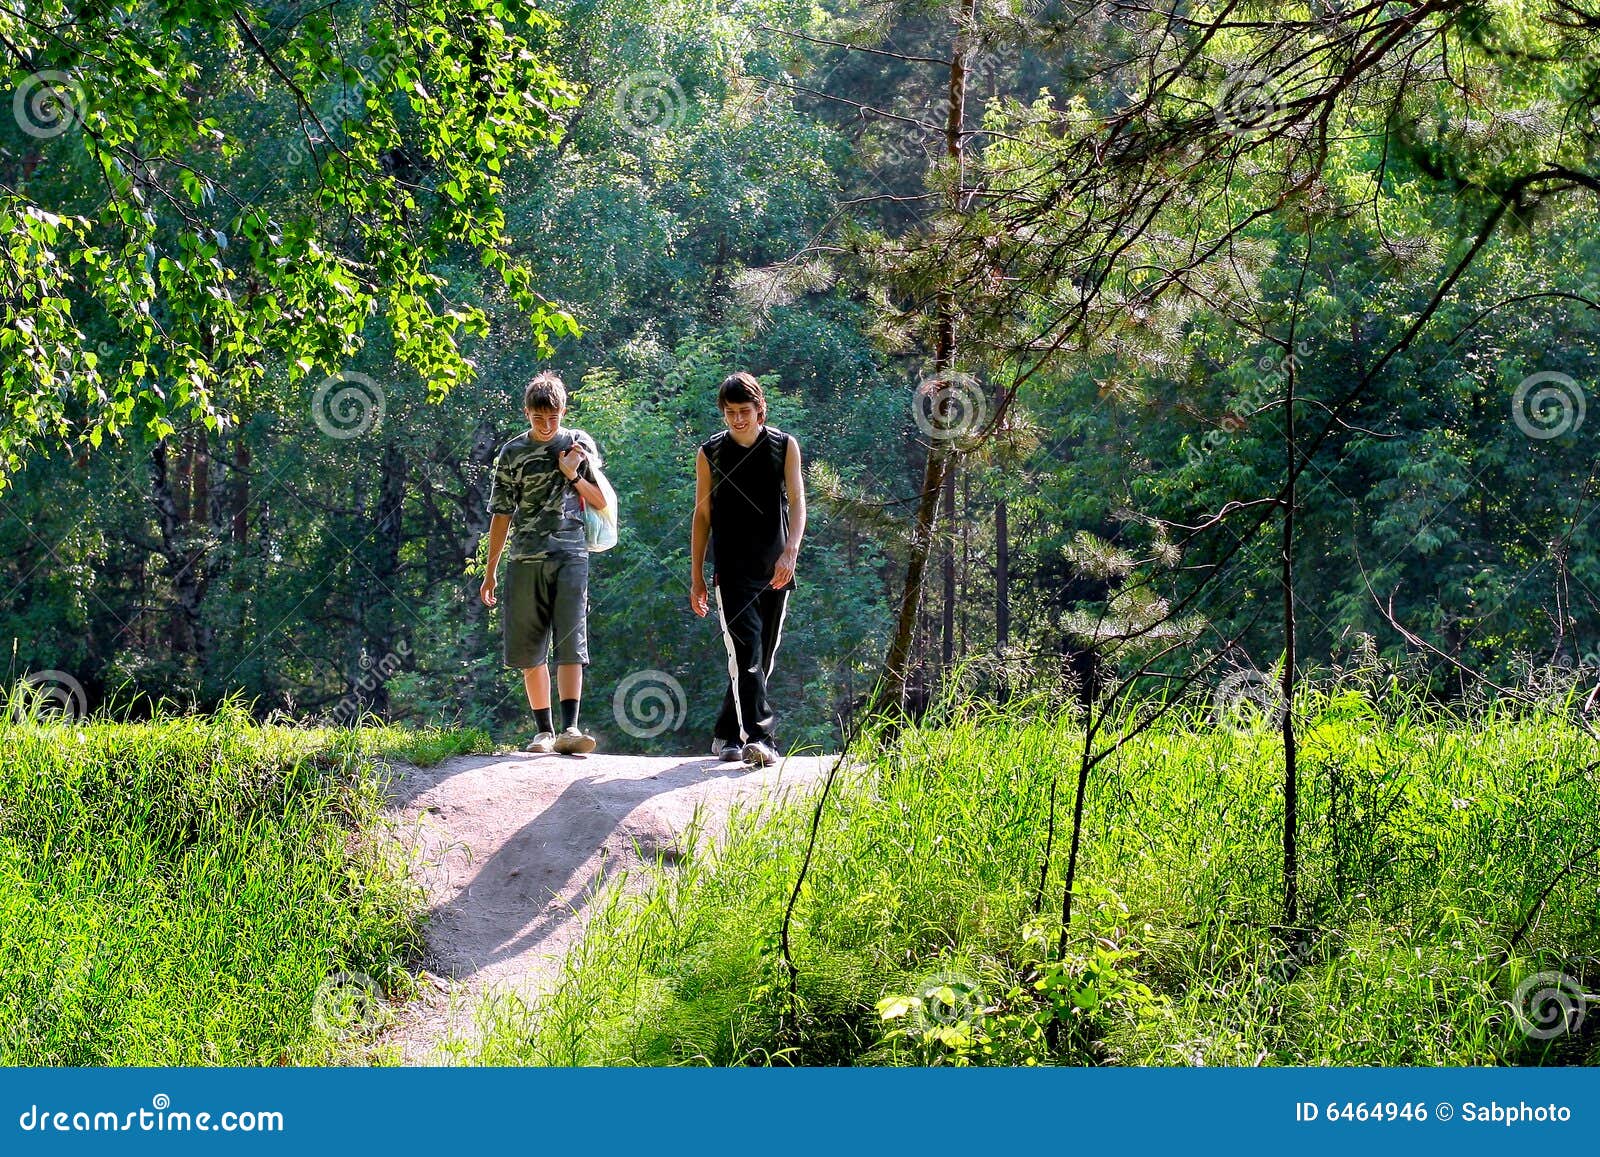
[559, 698, 580, 731]
[534, 706, 553, 734]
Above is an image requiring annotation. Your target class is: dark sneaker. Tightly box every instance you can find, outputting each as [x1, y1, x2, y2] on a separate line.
[523, 731, 556, 753]
[741, 740, 779, 767]
[553, 726, 597, 755]
[711, 738, 743, 761]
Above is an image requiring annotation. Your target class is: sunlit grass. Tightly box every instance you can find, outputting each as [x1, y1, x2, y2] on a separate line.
[473, 683, 1600, 1066]
[9, 678, 1595, 1067]
[0, 691, 491, 1065]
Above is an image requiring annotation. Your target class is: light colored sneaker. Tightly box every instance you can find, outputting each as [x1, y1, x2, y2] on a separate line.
[711, 738, 743, 761]
[741, 740, 779, 767]
[523, 731, 556, 753]
[553, 726, 597, 755]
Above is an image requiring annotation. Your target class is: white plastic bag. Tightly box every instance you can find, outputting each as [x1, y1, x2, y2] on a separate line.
[583, 469, 618, 552]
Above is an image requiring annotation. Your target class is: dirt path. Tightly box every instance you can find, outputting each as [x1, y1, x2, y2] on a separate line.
[370, 749, 831, 1064]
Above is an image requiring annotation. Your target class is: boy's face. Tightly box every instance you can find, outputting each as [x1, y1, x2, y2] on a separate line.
[721, 401, 762, 436]
[526, 405, 563, 441]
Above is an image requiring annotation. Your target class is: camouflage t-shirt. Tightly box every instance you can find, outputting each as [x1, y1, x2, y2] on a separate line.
[487, 427, 602, 561]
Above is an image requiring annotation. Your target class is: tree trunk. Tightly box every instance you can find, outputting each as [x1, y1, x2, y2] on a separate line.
[364, 440, 408, 715]
[460, 418, 502, 708]
[995, 496, 1009, 649]
[191, 426, 210, 527]
[960, 471, 970, 657]
[876, 0, 977, 712]
[1281, 422, 1299, 929]
[342, 468, 369, 716]
[231, 424, 250, 549]
[149, 436, 213, 672]
[174, 430, 192, 524]
[942, 463, 956, 668]
[882, 438, 953, 713]
[1282, 268, 1308, 932]
[1055, 713, 1095, 958]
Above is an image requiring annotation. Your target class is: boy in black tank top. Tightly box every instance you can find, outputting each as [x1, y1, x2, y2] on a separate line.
[689, 372, 806, 766]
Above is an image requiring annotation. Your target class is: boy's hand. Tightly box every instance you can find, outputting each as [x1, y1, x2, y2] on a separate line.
[559, 445, 587, 480]
[771, 546, 798, 589]
[480, 576, 497, 607]
[690, 578, 709, 618]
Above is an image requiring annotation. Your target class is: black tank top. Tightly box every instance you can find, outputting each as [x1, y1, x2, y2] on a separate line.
[703, 425, 793, 587]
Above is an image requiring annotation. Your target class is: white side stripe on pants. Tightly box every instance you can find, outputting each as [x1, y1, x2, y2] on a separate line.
[714, 585, 749, 744]
[765, 590, 789, 678]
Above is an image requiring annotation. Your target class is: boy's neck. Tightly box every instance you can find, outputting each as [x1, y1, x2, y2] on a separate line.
[728, 423, 763, 447]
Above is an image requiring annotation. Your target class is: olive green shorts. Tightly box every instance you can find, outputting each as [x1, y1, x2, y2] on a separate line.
[502, 553, 590, 669]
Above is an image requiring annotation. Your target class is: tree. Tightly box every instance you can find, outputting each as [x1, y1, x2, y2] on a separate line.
[1, 0, 581, 481]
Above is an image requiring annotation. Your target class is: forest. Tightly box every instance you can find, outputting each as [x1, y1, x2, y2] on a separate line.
[7, 0, 1599, 748]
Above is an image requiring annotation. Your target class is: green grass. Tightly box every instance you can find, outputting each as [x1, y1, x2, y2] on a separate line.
[9, 681, 1595, 1067]
[0, 693, 491, 1064]
[472, 685, 1600, 1066]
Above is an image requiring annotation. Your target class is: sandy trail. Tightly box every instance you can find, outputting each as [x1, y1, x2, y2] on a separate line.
[370, 750, 830, 1064]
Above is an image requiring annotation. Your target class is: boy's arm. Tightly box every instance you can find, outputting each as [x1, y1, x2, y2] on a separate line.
[771, 436, 806, 589]
[564, 459, 606, 509]
[689, 448, 712, 617]
[481, 445, 515, 606]
[563, 432, 606, 509]
[480, 514, 510, 605]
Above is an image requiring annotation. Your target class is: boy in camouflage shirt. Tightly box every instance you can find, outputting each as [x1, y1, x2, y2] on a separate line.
[480, 372, 606, 754]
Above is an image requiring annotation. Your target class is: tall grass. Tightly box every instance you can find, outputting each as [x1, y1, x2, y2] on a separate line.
[475, 684, 1600, 1066]
[0, 691, 490, 1064]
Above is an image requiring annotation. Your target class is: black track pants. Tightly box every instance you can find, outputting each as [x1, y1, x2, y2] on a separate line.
[712, 577, 790, 746]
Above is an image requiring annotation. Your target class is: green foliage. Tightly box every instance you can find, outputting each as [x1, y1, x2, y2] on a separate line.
[0, 699, 488, 1063]
[0, 0, 581, 479]
[471, 682, 1600, 1066]
[872, 927, 1167, 1066]
[0, 0, 905, 749]
[9, 0, 1600, 757]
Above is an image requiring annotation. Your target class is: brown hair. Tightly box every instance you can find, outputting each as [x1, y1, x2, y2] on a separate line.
[718, 371, 766, 418]
[524, 371, 567, 414]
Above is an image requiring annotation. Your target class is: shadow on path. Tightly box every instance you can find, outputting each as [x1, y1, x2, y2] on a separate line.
[415, 753, 780, 982]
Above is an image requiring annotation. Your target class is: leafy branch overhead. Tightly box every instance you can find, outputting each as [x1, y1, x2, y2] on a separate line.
[970, 0, 1600, 379]
[744, 0, 1600, 400]
[0, 0, 582, 482]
